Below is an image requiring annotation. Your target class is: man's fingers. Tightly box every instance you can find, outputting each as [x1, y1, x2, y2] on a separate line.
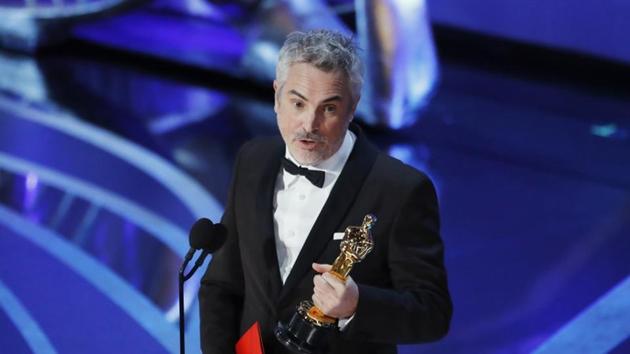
[322, 273, 346, 293]
[313, 274, 335, 296]
[312, 265, 359, 318]
[314, 271, 350, 299]
[312, 293, 329, 311]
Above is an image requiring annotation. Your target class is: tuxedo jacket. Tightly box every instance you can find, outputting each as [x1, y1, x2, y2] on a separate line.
[199, 125, 452, 354]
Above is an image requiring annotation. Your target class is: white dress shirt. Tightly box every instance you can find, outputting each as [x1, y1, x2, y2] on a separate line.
[273, 130, 356, 283]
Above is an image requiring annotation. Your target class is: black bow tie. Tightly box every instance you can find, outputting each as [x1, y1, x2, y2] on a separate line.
[281, 157, 325, 188]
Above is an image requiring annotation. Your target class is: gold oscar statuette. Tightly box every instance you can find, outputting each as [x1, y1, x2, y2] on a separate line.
[275, 214, 377, 354]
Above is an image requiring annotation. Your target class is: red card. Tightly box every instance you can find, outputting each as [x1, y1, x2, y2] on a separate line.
[235, 321, 265, 354]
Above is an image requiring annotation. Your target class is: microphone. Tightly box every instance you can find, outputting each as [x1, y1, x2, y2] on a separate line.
[188, 219, 227, 279]
[178, 217, 227, 354]
[180, 217, 227, 279]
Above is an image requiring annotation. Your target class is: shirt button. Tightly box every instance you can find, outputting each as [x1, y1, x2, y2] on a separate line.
[299, 194, 306, 200]
[289, 231, 295, 237]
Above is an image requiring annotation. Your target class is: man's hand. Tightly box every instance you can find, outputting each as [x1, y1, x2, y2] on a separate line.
[311, 263, 358, 319]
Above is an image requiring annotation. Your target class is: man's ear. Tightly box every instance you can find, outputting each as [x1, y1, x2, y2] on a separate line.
[273, 80, 279, 113]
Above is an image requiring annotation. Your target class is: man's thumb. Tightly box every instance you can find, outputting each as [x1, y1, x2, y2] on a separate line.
[312, 263, 333, 273]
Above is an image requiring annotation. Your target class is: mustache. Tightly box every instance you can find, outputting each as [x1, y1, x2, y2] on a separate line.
[294, 130, 327, 143]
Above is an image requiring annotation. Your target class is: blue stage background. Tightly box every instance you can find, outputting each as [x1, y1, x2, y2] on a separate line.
[0, 1, 628, 353]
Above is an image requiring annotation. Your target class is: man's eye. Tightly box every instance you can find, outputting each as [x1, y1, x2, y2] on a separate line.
[324, 105, 336, 113]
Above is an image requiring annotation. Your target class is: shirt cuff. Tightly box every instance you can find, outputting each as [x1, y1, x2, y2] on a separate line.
[338, 313, 355, 331]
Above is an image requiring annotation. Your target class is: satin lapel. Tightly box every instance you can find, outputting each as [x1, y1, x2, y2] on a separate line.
[255, 138, 284, 301]
[279, 126, 378, 301]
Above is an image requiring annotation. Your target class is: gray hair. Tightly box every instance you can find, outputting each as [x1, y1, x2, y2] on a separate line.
[275, 29, 363, 101]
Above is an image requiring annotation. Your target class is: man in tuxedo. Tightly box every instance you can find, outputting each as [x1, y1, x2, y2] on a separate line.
[199, 29, 452, 354]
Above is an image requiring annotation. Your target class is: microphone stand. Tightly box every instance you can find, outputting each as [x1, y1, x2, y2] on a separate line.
[178, 257, 190, 354]
[178, 251, 211, 354]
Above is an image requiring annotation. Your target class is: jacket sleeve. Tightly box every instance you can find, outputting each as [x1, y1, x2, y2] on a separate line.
[343, 176, 452, 343]
[199, 147, 245, 354]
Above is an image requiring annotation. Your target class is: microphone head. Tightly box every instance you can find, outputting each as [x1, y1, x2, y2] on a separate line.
[189, 218, 228, 252]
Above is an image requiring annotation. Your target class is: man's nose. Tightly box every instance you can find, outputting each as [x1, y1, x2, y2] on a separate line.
[303, 109, 321, 132]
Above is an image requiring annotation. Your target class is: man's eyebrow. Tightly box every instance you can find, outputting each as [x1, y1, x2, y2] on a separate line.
[321, 95, 342, 103]
[288, 90, 307, 101]
[288, 90, 342, 103]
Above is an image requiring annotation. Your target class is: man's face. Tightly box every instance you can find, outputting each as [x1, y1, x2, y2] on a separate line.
[274, 62, 358, 166]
